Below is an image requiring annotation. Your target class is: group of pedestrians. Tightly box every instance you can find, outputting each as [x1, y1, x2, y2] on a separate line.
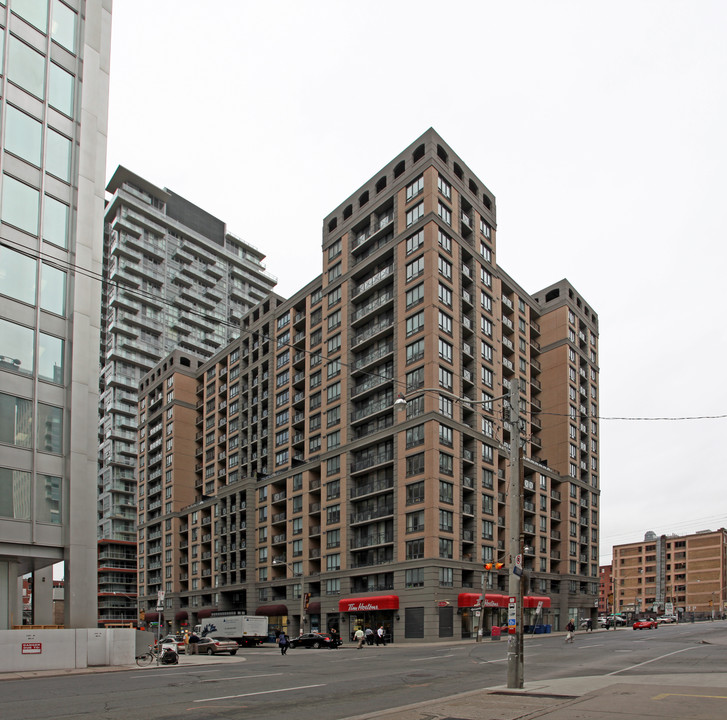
[354, 625, 386, 648]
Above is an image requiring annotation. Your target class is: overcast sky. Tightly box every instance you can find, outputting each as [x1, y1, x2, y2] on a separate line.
[106, 0, 727, 564]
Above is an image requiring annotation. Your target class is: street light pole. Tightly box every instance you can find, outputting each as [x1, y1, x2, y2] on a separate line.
[507, 379, 523, 689]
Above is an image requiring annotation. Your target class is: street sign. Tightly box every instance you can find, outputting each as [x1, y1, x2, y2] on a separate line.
[515, 554, 522, 568]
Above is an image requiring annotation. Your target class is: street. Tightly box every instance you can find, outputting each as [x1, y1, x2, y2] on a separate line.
[2, 622, 727, 720]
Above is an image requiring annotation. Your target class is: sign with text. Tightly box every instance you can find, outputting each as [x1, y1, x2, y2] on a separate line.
[22, 642, 42, 654]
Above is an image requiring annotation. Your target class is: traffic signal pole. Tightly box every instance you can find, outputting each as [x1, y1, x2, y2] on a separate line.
[507, 379, 523, 689]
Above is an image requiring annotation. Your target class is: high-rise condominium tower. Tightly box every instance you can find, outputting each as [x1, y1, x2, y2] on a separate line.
[136, 129, 600, 641]
[0, 0, 111, 629]
[97, 167, 277, 626]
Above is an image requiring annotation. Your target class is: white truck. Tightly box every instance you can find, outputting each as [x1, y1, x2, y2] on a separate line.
[194, 614, 268, 647]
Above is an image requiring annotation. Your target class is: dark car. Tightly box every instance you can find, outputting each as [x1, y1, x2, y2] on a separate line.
[289, 632, 342, 649]
[196, 636, 240, 655]
[633, 619, 658, 630]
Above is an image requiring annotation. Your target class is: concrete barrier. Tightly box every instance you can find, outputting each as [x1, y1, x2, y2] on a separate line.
[0, 628, 154, 672]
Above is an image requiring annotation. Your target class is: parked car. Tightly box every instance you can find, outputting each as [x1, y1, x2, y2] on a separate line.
[288, 632, 342, 649]
[599, 615, 627, 627]
[196, 636, 239, 655]
[657, 616, 677, 624]
[159, 634, 186, 654]
[633, 619, 658, 630]
[579, 619, 594, 629]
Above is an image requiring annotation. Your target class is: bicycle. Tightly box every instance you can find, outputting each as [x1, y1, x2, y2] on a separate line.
[135, 644, 158, 667]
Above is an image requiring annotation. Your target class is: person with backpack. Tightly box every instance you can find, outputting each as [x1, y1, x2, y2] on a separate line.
[565, 620, 575, 643]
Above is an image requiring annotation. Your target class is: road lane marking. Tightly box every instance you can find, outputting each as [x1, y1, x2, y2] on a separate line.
[195, 684, 325, 702]
[608, 646, 699, 675]
[653, 692, 727, 700]
[411, 655, 454, 661]
[200, 673, 283, 683]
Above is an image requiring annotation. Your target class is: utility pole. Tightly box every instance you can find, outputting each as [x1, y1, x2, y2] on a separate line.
[476, 567, 486, 642]
[507, 379, 523, 689]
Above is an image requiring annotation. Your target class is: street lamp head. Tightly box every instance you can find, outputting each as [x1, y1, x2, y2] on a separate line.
[394, 393, 407, 410]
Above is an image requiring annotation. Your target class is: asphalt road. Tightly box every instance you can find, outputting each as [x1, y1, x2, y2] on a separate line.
[3, 622, 727, 720]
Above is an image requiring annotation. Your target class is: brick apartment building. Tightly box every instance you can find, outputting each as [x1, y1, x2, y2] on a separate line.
[612, 529, 727, 619]
[135, 129, 600, 641]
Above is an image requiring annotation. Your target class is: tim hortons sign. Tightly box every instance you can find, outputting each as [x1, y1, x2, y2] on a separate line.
[346, 602, 381, 612]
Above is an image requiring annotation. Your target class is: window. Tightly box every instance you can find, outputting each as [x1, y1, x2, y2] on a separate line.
[481, 316, 492, 337]
[405, 568, 424, 587]
[438, 255, 452, 279]
[481, 292, 492, 312]
[480, 267, 492, 287]
[326, 430, 340, 450]
[482, 520, 494, 540]
[439, 452, 453, 476]
[406, 202, 424, 227]
[5, 106, 42, 166]
[2, 176, 39, 235]
[479, 240, 492, 263]
[327, 334, 341, 354]
[482, 367, 493, 388]
[438, 338, 452, 363]
[46, 129, 72, 182]
[328, 262, 341, 282]
[438, 310, 452, 335]
[49, 63, 74, 117]
[309, 370, 321, 389]
[327, 503, 340, 524]
[437, 175, 451, 199]
[406, 311, 424, 337]
[406, 256, 424, 282]
[406, 395, 424, 419]
[328, 309, 342, 330]
[405, 229, 424, 255]
[439, 424, 453, 447]
[438, 283, 452, 307]
[328, 237, 342, 260]
[406, 481, 425, 505]
[406, 175, 424, 201]
[439, 395, 453, 418]
[481, 341, 493, 363]
[0, 245, 37, 305]
[439, 509, 453, 532]
[327, 406, 340, 427]
[406, 367, 424, 391]
[406, 452, 425, 476]
[406, 539, 424, 559]
[326, 479, 341, 499]
[37, 403, 62, 453]
[327, 382, 341, 402]
[0, 318, 34, 376]
[439, 542, 453, 562]
[406, 283, 425, 309]
[43, 195, 69, 248]
[406, 338, 425, 364]
[482, 494, 493, 515]
[327, 554, 341, 571]
[406, 424, 425, 448]
[326, 578, 341, 595]
[438, 229, 452, 253]
[406, 510, 424, 533]
[438, 366, 452, 390]
[438, 202, 452, 225]
[439, 481, 453, 504]
[8, 36, 46, 100]
[326, 454, 340, 475]
[327, 528, 340, 548]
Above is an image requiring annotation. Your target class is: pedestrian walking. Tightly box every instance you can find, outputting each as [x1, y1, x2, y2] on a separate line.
[586, 618, 593, 632]
[365, 626, 374, 646]
[278, 633, 290, 655]
[188, 631, 200, 655]
[377, 625, 386, 646]
[565, 620, 575, 643]
[354, 627, 365, 649]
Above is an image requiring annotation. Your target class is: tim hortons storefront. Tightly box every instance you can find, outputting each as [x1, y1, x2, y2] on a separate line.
[458, 593, 552, 637]
[338, 595, 399, 643]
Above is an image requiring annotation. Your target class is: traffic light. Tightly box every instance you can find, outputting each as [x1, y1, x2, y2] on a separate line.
[484, 562, 504, 571]
[304, 592, 311, 609]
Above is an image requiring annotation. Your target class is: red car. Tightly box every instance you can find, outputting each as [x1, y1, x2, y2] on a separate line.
[633, 619, 658, 630]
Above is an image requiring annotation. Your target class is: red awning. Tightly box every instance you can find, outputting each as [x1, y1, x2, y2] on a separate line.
[144, 612, 159, 622]
[175, 610, 188, 621]
[306, 601, 321, 615]
[458, 593, 481, 608]
[196, 608, 218, 619]
[338, 595, 399, 612]
[255, 604, 289, 616]
[524, 595, 552, 609]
